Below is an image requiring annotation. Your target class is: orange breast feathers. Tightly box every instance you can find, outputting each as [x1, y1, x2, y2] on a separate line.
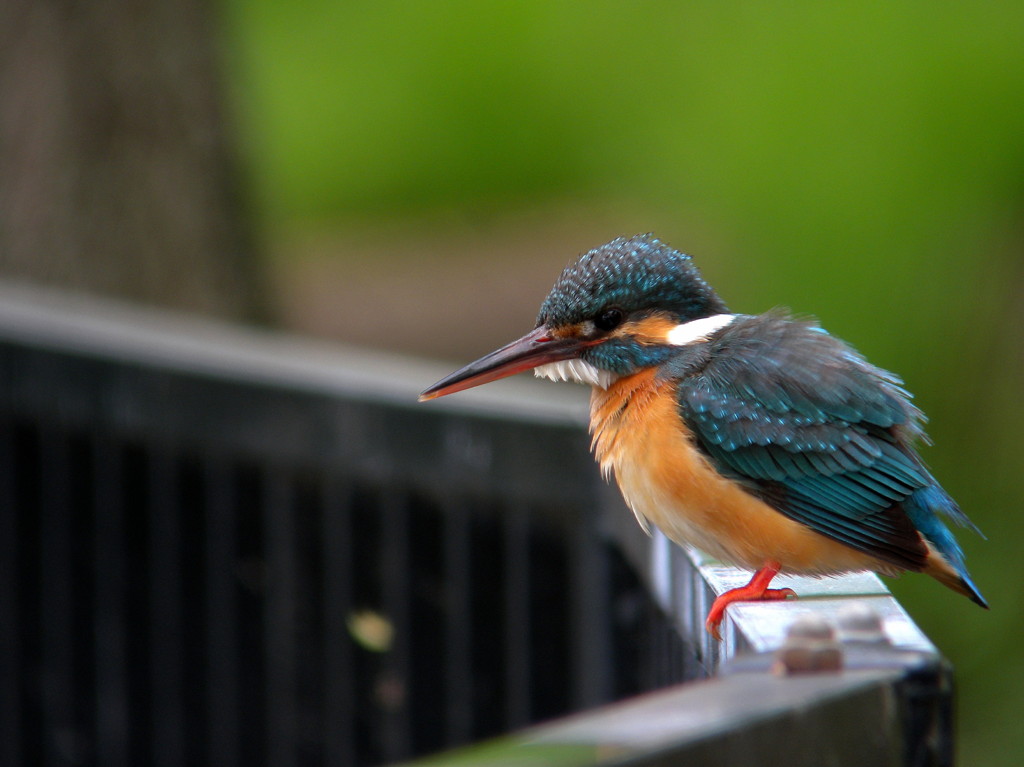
[589, 370, 899, 576]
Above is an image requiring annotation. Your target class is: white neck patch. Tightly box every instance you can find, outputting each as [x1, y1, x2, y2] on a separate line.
[534, 359, 617, 389]
[666, 313, 736, 346]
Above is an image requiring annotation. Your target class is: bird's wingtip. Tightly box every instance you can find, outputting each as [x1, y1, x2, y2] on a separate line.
[961, 575, 989, 610]
[922, 544, 988, 609]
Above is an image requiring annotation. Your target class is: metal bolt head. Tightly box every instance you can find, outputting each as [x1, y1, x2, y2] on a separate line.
[774, 614, 843, 675]
[786, 614, 835, 641]
[837, 602, 889, 644]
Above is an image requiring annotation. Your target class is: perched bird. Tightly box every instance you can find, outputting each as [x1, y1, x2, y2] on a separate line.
[420, 234, 987, 639]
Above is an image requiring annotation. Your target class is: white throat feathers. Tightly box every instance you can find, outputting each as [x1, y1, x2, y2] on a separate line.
[534, 359, 616, 389]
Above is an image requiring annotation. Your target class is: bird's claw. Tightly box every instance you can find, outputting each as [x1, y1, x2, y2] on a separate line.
[705, 585, 797, 641]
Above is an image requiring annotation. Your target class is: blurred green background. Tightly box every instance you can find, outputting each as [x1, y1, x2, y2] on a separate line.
[223, 2, 1023, 764]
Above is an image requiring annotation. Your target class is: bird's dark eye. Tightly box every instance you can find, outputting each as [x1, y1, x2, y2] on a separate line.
[594, 307, 625, 332]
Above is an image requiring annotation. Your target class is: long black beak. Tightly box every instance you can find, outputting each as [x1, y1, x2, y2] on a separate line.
[419, 326, 591, 401]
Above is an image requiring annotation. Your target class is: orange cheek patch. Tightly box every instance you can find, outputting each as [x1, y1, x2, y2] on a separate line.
[545, 312, 679, 346]
[617, 314, 679, 345]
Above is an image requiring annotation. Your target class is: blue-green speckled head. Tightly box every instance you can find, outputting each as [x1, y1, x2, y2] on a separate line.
[536, 234, 727, 328]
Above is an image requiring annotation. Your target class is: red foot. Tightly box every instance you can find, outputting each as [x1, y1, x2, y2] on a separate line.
[705, 561, 797, 640]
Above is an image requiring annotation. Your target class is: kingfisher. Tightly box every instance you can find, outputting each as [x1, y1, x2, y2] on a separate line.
[420, 234, 987, 639]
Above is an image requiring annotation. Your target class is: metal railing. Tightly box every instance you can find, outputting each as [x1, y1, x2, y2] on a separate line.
[0, 283, 951, 767]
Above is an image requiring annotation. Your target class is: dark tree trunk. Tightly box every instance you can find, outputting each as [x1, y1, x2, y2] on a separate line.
[0, 0, 266, 321]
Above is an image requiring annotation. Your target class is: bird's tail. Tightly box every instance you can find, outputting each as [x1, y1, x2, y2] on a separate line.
[907, 483, 988, 609]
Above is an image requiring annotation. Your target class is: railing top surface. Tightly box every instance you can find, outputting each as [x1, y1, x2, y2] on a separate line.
[0, 280, 590, 427]
[687, 546, 937, 657]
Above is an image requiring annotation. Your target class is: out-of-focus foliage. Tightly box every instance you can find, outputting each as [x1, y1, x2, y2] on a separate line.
[224, 2, 1024, 765]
